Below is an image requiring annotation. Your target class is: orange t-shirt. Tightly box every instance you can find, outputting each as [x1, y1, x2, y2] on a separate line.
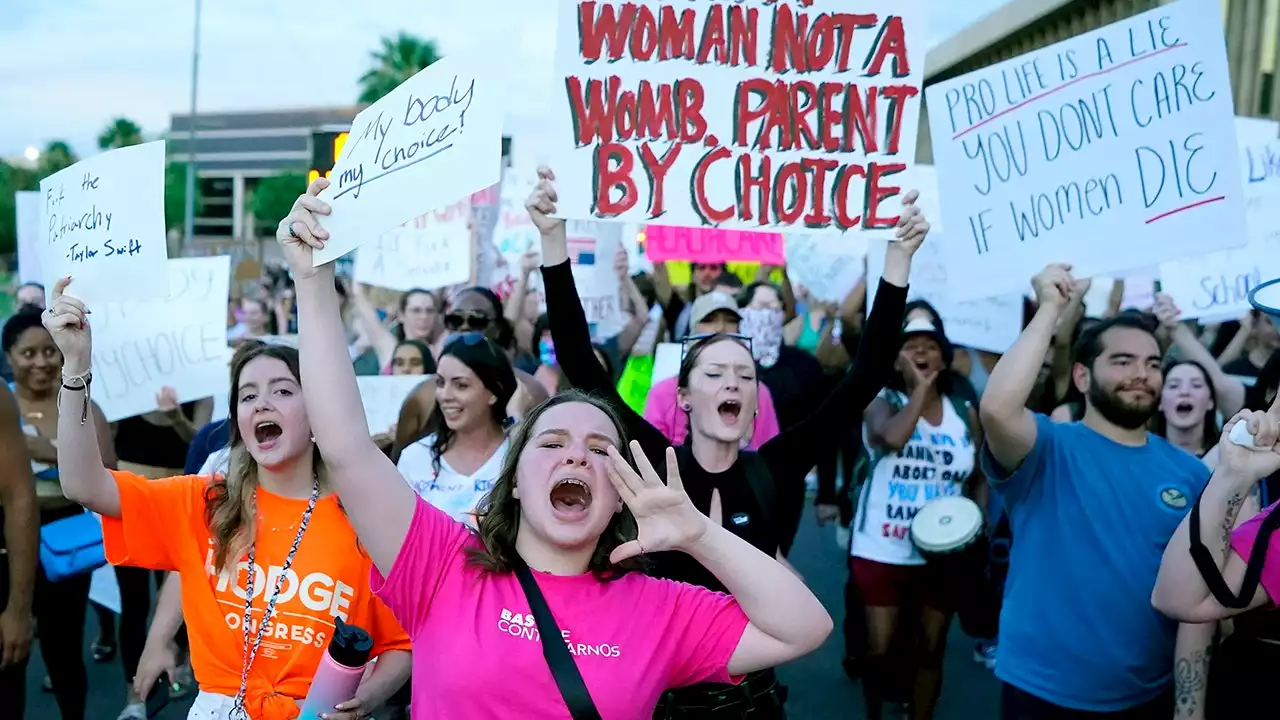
[102, 471, 410, 720]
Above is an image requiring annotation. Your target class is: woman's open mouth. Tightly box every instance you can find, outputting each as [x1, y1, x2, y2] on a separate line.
[1174, 401, 1196, 417]
[254, 421, 283, 449]
[550, 478, 592, 518]
[718, 400, 742, 425]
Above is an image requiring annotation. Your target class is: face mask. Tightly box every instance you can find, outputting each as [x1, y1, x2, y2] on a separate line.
[539, 338, 557, 367]
[740, 308, 784, 368]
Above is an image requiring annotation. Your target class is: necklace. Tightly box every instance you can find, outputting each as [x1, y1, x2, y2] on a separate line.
[229, 478, 320, 720]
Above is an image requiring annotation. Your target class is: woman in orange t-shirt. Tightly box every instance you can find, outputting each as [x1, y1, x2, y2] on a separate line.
[39, 286, 411, 720]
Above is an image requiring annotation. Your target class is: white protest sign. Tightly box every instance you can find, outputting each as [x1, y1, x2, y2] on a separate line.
[356, 375, 429, 435]
[927, 0, 1245, 301]
[550, 0, 927, 232]
[1159, 116, 1280, 319]
[652, 342, 682, 383]
[785, 233, 868, 303]
[38, 141, 168, 305]
[566, 221, 625, 340]
[15, 191, 42, 285]
[354, 199, 472, 291]
[90, 256, 231, 422]
[491, 165, 541, 298]
[315, 52, 503, 265]
[1083, 270, 1157, 316]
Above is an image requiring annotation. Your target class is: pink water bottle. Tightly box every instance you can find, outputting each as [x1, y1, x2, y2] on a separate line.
[299, 617, 373, 719]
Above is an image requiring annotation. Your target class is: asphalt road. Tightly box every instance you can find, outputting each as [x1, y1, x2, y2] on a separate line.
[24, 513, 1000, 719]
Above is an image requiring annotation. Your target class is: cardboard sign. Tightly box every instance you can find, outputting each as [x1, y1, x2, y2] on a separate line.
[550, 0, 927, 232]
[315, 52, 503, 264]
[354, 199, 472, 291]
[926, 0, 1245, 301]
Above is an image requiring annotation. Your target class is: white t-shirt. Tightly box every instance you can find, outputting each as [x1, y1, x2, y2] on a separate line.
[851, 390, 976, 566]
[199, 448, 231, 477]
[397, 433, 509, 524]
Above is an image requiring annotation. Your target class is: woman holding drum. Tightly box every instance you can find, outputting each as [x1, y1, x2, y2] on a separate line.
[850, 317, 988, 720]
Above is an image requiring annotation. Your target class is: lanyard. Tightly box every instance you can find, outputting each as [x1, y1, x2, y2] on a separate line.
[230, 479, 320, 720]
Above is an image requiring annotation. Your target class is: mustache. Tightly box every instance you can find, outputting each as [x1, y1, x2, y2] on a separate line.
[1116, 381, 1155, 393]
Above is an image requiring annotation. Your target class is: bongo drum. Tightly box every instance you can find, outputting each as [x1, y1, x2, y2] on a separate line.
[910, 496, 985, 577]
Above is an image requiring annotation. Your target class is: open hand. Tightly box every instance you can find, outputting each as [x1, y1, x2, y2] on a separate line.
[320, 696, 371, 720]
[42, 276, 92, 375]
[525, 166, 565, 236]
[0, 605, 33, 669]
[605, 443, 709, 563]
[132, 637, 178, 701]
[890, 189, 929, 256]
[274, 177, 332, 280]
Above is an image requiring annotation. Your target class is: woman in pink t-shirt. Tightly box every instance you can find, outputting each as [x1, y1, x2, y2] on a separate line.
[274, 178, 834, 719]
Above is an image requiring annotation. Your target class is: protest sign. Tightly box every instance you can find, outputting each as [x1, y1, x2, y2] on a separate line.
[785, 233, 867, 303]
[491, 166, 541, 298]
[644, 226, 785, 264]
[1084, 270, 1158, 316]
[550, 0, 926, 232]
[354, 199, 472, 291]
[15, 191, 42, 285]
[315, 52, 503, 265]
[652, 342, 682, 383]
[927, 0, 1245, 302]
[566, 221, 625, 340]
[356, 375, 429, 435]
[38, 141, 168, 305]
[1159, 117, 1280, 320]
[91, 256, 231, 422]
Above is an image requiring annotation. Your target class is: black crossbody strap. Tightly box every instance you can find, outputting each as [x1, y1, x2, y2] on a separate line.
[512, 559, 602, 720]
[1188, 497, 1280, 608]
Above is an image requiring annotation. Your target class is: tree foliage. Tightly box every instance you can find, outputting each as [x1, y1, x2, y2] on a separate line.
[358, 33, 441, 104]
[164, 161, 204, 233]
[98, 118, 144, 151]
[250, 173, 307, 234]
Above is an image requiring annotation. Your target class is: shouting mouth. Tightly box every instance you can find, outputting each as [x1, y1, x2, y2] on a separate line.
[550, 477, 592, 519]
[1174, 401, 1196, 417]
[254, 421, 283, 449]
[718, 400, 742, 425]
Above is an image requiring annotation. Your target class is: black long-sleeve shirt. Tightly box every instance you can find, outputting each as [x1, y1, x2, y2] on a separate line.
[543, 260, 907, 590]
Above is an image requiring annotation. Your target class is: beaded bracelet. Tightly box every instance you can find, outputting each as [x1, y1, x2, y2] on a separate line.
[60, 369, 92, 425]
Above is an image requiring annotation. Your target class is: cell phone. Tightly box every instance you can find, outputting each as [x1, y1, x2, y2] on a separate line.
[145, 676, 170, 718]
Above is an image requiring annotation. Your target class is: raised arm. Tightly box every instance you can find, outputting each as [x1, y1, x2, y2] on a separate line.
[278, 178, 416, 575]
[41, 277, 120, 517]
[1151, 293, 1246, 418]
[0, 383, 37, 669]
[980, 265, 1076, 473]
[1152, 405, 1280, 623]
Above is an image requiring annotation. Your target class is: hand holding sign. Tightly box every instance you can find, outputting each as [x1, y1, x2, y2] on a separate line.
[43, 277, 93, 376]
[525, 167, 562, 235]
[275, 178, 332, 279]
[890, 190, 930, 255]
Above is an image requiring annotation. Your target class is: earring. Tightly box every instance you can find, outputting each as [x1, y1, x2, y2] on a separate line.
[681, 404, 691, 412]
[310, 435, 316, 443]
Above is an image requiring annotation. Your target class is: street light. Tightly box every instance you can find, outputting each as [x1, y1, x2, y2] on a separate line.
[182, 0, 202, 250]
[22, 146, 39, 163]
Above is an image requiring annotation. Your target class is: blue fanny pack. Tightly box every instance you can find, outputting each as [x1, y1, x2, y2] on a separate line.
[40, 511, 106, 582]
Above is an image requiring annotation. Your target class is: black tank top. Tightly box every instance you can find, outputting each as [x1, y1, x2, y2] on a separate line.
[114, 403, 197, 469]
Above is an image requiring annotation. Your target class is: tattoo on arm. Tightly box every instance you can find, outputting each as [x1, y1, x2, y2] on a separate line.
[1222, 493, 1245, 554]
[1174, 648, 1210, 717]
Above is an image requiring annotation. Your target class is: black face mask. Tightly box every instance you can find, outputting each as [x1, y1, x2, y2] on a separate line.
[1087, 377, 1157, 430]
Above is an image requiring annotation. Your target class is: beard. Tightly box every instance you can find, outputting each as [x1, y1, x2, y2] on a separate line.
[1087, 378, 1157, 430]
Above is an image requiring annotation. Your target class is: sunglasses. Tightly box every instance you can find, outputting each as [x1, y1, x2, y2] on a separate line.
[444, 312, 492, 332]
[680, 332, 753, 364]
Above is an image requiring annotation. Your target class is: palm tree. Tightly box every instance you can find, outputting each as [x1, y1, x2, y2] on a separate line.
[358, 33, 441, 104]
[37, 141, 78, 179]
[98, 118, 144, 150]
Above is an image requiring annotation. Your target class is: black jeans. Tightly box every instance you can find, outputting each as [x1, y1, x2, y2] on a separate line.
[1000, 683, 1173, 720]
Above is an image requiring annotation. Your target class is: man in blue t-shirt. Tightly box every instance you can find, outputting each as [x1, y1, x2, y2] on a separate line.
[979, 264, 1212, 718]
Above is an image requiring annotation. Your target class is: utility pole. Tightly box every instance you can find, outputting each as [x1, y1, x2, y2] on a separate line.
[182, 0, 202, 251]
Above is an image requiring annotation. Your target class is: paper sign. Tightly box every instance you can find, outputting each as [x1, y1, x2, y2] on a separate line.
[785, 233, 868, 303]
[356, 376, 429, 435]
[38, 141, 168, 304]
[91, 256, 231, 422]
[567, 221, 625, 339]
[1159, 117, 1280, 319]
[15, 191, 41, 285]
[644, 226, 785, 265]
[89, 559, 120, 614]
[652, 342, 682, 383]
[314, 52, 503, 264]
[1083, 270, 1157, 316]
[926, 0, 1246, 301]
[354, 199, 472, 291]
[550, 0, 927, 232]
[491, 166, 541, 299]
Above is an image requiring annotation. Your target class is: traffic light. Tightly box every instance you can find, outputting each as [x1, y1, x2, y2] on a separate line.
[308, 131, 349, 185]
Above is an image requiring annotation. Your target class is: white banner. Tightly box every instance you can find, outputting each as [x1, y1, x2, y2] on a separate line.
[355, 375, 430, 436]
[38, 141, 168, 305]
[927, 0, 1245, 301]
[550, 0, 927, 232]
[1159, 116, 1280, 319]
[315, 52, 503, 264]
[15, 191, 41, 286]
[91, 256, 231, 422]
[354, 199, 472, 291]
[785, 233, 868, 304]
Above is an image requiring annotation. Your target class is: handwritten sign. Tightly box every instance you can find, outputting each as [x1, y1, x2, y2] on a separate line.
[38, 141, 168, 305]
[314, 53, 503, 265]
[927, 0, 1245, 302]
[652, 342, 682, 383]
[356, 375, 429, 435]
[491, 166, 541, 298]
[785, 233, 868, 303]
[1083, 270, 1158, 316]
[354, 199, 472, 291]
[15, 191, 42, 285]
[1160, 117, 1280, 320]
[567, 221, 625, 340]
[91, 256, 231, 422]
[644, 226, 785, 264]
[550, 0, 926, 232]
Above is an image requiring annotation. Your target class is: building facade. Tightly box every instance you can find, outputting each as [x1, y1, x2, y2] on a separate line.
[918, 0, 1276, 162]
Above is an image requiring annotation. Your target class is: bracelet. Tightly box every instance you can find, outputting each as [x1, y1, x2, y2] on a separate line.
[58, 370, 92, 425]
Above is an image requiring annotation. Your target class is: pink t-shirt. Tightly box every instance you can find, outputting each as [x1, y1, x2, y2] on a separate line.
[642, 376, 780, 450]
[373, 497, 750, 719]
[1231, 500, 1280, 602]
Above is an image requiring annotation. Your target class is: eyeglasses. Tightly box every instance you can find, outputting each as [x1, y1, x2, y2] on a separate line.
[680, 332, 753, 363]
[444, 312, 492, 332]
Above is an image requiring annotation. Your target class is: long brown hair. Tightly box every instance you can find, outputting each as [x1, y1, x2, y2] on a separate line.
[203, 341, 321, 573]
[467, 390, 644, 580]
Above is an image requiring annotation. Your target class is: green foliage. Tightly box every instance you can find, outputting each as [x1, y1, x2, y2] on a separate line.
[37, 141, 77, 179]
[358, 32, 441, 104]
[250, 173, 307, 233]
[0, 161, 39, 256]
[164, 161, 204, 232]
[98, 117, 144, 151]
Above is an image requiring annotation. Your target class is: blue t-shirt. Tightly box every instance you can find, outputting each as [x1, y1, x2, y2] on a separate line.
[184, 419, 230, 475]
[981, 414, 1209, 711]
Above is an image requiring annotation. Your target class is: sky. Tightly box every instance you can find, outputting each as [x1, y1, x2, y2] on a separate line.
[0, 0, 1009, 157]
